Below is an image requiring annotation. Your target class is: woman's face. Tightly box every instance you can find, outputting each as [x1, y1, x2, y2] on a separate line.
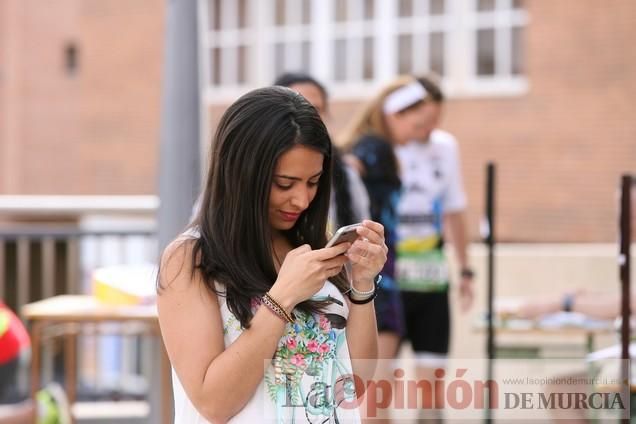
[385, 102, 429, 145]
[413, 102, 442, 142]
[269, 145, 324, 231]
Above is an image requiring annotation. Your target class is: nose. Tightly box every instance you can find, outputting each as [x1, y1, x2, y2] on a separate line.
[290, 186, 311, 210]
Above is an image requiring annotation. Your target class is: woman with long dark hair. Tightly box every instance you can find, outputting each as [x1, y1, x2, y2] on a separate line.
[274, 72, 370, 232]
[157, 87, 386, 423]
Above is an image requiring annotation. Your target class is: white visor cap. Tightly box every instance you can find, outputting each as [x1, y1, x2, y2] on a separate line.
[382, 82, 428, 115]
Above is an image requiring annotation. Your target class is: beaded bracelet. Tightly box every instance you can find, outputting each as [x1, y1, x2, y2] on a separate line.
[262, 292, 295, 323]
[348, 275, 382, 305]
[261, 298, 288, 323]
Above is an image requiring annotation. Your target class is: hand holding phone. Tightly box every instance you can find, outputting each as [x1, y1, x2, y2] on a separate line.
[325, 223, 362, 248]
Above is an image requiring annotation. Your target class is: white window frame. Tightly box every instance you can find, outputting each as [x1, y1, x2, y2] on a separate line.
[199, 0, 530, 105]
[394, 1, 452, 81]
[448, 0, 529, 97]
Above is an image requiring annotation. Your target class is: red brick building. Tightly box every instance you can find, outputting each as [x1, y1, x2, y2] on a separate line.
[0, 0, 164, 195]
[0, 0, 634, 242]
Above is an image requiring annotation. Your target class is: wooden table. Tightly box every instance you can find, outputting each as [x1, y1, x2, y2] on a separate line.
[474, 313, 616, 358]
[22, 295, 172, 424]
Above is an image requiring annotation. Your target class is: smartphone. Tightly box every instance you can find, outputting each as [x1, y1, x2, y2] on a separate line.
[325, 223, 362, 248]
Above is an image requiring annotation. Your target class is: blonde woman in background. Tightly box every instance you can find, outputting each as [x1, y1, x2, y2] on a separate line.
[338, 76, 430, 423]
[394, 75, 473, 423]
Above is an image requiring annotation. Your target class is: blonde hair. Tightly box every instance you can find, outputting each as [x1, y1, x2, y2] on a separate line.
[336, 75, 420, 151]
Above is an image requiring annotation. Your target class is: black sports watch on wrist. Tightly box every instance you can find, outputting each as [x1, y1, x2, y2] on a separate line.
[460, 267, 475, 279]
[561, 293, 574, 312]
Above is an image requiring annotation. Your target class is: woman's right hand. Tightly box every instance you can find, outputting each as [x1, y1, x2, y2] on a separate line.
[268, 242, 351, 312]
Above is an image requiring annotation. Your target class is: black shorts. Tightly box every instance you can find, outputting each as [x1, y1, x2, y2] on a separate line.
[401, 290, 450, 355]
[374, 285, 405, 336]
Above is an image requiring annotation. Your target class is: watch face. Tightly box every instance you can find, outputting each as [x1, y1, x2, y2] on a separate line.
[461, 268, 474, 278]
[562, 294, 574, 312]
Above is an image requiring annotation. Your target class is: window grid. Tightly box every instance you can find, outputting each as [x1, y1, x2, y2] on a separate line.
[202, 0, 529, 104]
[395, 0, 452, 79]
[469, 0, 528, 79]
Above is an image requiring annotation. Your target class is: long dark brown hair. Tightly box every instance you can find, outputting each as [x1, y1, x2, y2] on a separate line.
[164, 86, 350, 328]
[274, 72, 361, 228]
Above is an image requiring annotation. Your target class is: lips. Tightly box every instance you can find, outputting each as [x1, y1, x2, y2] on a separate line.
[279, 211, 301, 222]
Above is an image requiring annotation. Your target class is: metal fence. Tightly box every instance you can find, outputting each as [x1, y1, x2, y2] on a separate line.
[0, 227, 157, 312]
[0, 196, 159, 417]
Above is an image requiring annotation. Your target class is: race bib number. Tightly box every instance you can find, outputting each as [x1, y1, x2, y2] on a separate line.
[396, 238, 449, 292]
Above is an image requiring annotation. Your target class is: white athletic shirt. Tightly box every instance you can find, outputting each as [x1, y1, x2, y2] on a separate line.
[393, 129, 467, 291]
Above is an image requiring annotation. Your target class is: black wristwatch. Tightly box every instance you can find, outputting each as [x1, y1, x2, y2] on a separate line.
[460, 267, 475, 279]
[561, 293, 574, 312]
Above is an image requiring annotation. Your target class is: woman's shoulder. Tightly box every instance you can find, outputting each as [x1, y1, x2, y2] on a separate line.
[180, 226, 201, 240]
[161, 227, 200, 261]
[158, 230, 203, 291]
[163, 228, 199, 258]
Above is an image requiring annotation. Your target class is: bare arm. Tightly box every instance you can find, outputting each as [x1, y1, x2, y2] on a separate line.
[345, 221, 385, 381]
[444, 210, 474, 311]
[346, 296, 378, 383]
[157, 240, 287, 423]
[444, 211, 469, 268]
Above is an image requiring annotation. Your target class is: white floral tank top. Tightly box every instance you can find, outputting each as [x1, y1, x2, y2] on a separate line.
[171, 281, 362, 423]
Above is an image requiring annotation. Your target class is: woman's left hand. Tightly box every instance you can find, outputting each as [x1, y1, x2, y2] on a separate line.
[347, 220, 388, 288]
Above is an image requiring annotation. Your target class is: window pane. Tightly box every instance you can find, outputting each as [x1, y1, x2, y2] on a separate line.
[364, 0, 375, 20]
[335, 0, 347, 21]
[399, 0, 413, 17]
[211, 47, 221, 85]
[477, 0, 495, 11]
[511, 26, 524, 75]
[237, 45, 248, 83]
[430, 0, 445, 15]
[301, 41, 311, 71]
[476, 29, 495, 75]
[513, 0, 524, 9]
[430, 32, 445, 76]
[302, 0, 312, 24]
[275, 0, 286, 26]
[398, 34, 412, 74]
[363, 37, 374, 80]
[275, 43, 285, 77]
[334, 39, 347, 81]
[238, 0, 247, 28]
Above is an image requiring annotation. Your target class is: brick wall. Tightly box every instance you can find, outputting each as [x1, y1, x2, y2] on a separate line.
[0, 0, 164, 195]
[1, 0, 634, 242]
[444, 0, 636, 242]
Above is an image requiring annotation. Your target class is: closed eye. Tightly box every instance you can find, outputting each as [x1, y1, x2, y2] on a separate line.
[275, 182, 293, 190]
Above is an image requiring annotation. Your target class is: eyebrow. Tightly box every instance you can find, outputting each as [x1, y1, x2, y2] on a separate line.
[274, 171, 323, 181]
